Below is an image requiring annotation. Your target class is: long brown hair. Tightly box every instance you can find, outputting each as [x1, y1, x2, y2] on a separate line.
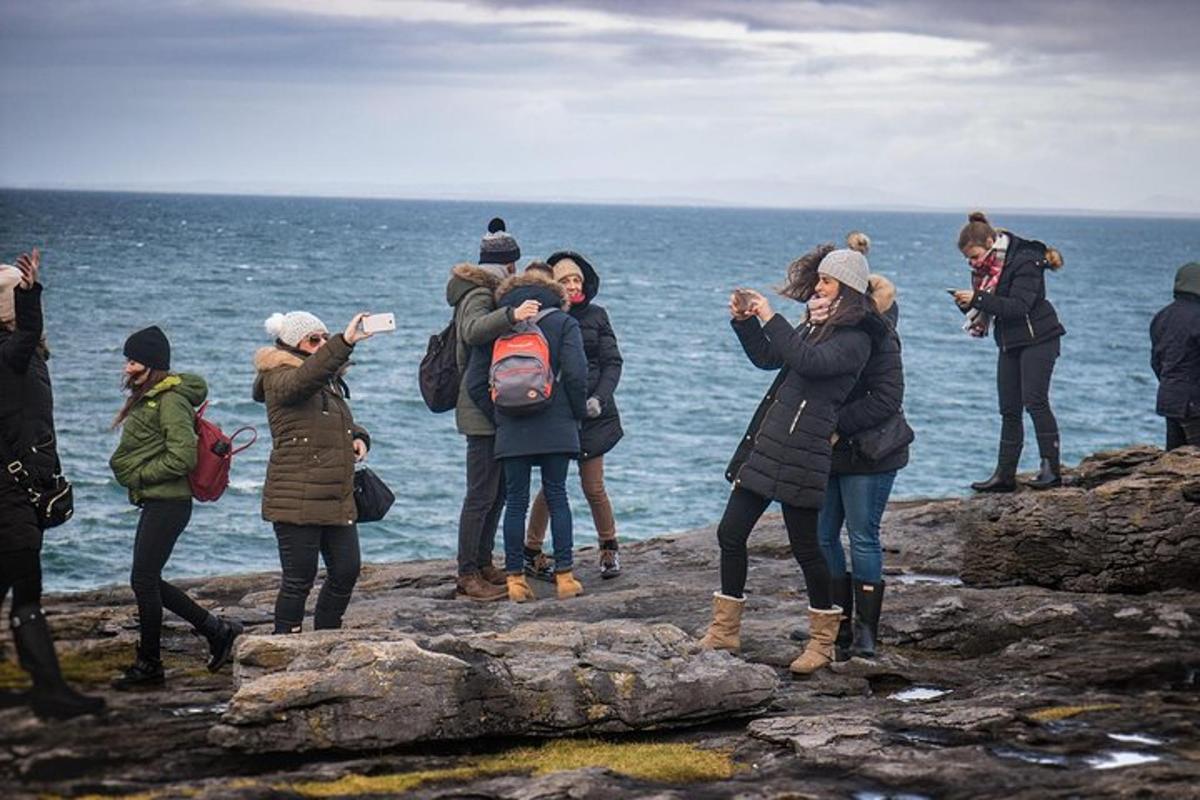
[778, 243, 835, 302]
[808, 283, 877, 342]
[112, 368, 170, 429]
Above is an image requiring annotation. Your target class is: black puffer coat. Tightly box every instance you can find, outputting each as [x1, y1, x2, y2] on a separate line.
[466, 274, 588, 459]
[0, 284, 58, 553]
[547, 251, 623, 460]
[831, 278, 909, 475]
[968, 233, 1066, 352]
[1151, 263, 1200, 420]
[725, 311, 873, 510]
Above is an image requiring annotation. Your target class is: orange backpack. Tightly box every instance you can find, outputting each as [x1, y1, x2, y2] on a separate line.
[489, 309, 558, 416]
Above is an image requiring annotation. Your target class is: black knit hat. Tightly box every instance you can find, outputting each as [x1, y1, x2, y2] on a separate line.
[479, 217, 521, 265]
[123, 325, 171, 371]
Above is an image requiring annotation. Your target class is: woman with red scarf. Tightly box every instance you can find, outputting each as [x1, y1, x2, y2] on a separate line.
[950, 211, 1065, 492]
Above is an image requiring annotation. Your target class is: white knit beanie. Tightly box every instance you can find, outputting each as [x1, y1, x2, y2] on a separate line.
[264, 311, 328, 347]
[817, 249, 870, 294]
[0, 264, 21, 325]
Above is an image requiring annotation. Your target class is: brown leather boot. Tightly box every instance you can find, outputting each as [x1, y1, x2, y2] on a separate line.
[456, 572, 507, 602]
[789, 607, 843, 675]
[506, 574, 536, 603]
[478, 564, 507, 586]
[555, 570, 584, 599]
[699, 592, 744, 652]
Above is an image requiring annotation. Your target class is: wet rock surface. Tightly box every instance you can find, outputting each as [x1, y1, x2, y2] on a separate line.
[0, 446, 1197, 799]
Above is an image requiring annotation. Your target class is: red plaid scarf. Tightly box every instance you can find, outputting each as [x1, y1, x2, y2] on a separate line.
[965, 236, 1007, 337]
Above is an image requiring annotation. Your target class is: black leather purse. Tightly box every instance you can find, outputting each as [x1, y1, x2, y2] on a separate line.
[852, 411, 915, 463]
[2, 440, 74, 529]
[353, 467, 395, 523]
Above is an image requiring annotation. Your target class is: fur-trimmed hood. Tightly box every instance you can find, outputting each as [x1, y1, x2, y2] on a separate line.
[446, 262, 508, 307]
[548, 250, 600, 305]
[253, 345, 304, 373]
[495, 271, 571, 310]
[867, 274, 896, 315]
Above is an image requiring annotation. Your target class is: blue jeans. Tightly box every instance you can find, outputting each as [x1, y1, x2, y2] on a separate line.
[817, 471, 897, 583]
[502, 455, 573, 574]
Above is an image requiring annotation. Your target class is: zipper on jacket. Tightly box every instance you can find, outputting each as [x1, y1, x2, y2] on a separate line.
[789, 400, 808, 435]
[1025, 314, 1035, 339]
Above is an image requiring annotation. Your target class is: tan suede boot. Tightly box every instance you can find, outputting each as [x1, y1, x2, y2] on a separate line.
[506, 574, 536, 603]
[789, 606, 843, 675]
[555, 570, 584, 599]
[699, 592, 745, 652]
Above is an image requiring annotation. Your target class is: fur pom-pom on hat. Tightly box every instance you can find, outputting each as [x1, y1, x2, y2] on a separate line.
[0, 264, 21, 325]
[265, 311, 328, 347]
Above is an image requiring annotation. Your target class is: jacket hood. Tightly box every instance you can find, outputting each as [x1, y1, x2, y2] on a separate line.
[867, 274, 895, 315]
[495, 272, 571, 310]
[149, 373, 207, 406]
[1174, 262, 1200, 298]
[548, 250, 600, 304]
[252, 345, 305, 403]
[446, 263, 507, 307]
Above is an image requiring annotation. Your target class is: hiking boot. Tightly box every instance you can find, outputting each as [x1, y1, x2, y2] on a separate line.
[523, 548, 556, 583]
[506, 574, 536, 603]
[112, 656, 166, 691]
[204, 616, 244, 673]
[698, 592, 744, 652]
[789, 607, 842, 676]
[11, 606, 106, 719]
[479, 563, 508, 586]
[555, 570, 584, 600]
[599, 540, 621, 579]
[456, 572, 507, 602]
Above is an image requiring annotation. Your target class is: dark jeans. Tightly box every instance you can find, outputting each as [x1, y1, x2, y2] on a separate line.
[502, 454, 572, 574]
[0, 548, 43, 618]
[817, 470, 898, 583]
[716, 487, 831, 609]
[997, 337, 1061, 467]
[457, 435, 504, 576]
[273, 522, 361, 633]
[131, 499, 213, 661]
[1166, 417, 1200, 450]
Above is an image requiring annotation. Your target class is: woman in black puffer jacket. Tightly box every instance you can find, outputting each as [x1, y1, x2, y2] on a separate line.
[951, 211, 1066, 491]
[0, 251, 104, 720]
[699, 247, 879, 677]
[523, 251, 625, 580]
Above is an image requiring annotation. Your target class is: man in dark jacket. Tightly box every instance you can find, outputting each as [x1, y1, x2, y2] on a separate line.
[1151, 262, 1200, 450]
[0, 251, 104, 719]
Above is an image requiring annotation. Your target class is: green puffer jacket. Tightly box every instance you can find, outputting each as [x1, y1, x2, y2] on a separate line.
[110, 373, 207, 505]
[253, 335, 369, 526]
[445, 263, 514, 436]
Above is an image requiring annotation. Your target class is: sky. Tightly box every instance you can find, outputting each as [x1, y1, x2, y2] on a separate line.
[1, 0, 1198, 214]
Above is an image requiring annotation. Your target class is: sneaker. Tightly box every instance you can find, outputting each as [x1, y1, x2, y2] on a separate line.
[456, 572, 507, 602]
[112, 657, 165, 691]
[523, 550, 556, 583]
[599, 542, 621, 580]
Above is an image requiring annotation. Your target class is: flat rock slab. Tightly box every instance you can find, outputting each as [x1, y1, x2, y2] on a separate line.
[210, 620, 778, 752]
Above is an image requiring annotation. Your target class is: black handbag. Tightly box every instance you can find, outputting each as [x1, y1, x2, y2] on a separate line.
[852, 410, 915, 463]
[2, 439, 74, 529]
[353, 467, 395, 523]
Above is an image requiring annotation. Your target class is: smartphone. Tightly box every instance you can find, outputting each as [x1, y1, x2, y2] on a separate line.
[945, 288, 958, 295]
[360, 313, 396, 334]
[732, 288, 756, 312]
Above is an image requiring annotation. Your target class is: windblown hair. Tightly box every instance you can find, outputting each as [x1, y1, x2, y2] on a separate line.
[957, 210, 1064, 270]
[523, 260, 554, 278]
[778, 243, 836, 302]
[112, 368, 170, 429]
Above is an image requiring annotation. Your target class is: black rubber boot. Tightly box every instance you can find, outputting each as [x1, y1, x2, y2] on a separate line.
[850, 580, 885, 658]
[970, 442, 1021, 493]
[112, 654, 166, 690]
[204, 616, 244, 672]
[832, 573, 854, 662]
[11, 605, 106, 719]
[1027, 457, 1062, 490]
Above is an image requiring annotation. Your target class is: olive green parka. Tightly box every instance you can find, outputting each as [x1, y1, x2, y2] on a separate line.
[109, 373, 207, 505]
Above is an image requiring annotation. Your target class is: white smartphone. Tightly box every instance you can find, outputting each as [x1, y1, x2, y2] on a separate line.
[360, 312, 396, 334]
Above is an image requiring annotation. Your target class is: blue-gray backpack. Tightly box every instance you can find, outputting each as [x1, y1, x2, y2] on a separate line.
[489, 308, 559, 416]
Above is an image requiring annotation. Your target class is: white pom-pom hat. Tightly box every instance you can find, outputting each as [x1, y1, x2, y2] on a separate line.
[265, 311, 328, 347]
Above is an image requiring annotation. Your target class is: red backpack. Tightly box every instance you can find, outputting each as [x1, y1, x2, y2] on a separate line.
[489, 309, 558, 416]
[189, 401, 257, 502]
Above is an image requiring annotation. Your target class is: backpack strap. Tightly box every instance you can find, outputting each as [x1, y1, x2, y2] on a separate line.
[531, 308, 560, 325]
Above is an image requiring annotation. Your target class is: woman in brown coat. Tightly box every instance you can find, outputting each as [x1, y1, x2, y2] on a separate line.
[254, 310, 374, 633]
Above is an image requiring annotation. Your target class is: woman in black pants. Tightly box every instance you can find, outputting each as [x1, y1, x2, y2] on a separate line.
[110, 326, 242, 688]
[0, 250, 104, 719]
[951, 212, 1066, 491]
[700, 248, 878, 676]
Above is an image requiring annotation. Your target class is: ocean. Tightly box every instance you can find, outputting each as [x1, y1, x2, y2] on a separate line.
[1, 190, 1196, 591]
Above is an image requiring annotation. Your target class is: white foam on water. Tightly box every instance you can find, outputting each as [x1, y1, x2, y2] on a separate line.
[894, 573, 963, 586]
[889, 686, 951, 702]
[1086, 751, 1161, 770]
[1107, 733, 1164, 746]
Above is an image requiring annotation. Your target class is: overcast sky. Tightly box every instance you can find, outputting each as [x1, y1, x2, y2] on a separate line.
[1, 0, 1198, 213]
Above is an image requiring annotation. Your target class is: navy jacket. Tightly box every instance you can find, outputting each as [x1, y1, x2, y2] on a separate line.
[1151, 276, 1200, 420]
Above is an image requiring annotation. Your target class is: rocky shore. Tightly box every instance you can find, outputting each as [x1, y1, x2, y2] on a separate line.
[1, 446, 1198, 799]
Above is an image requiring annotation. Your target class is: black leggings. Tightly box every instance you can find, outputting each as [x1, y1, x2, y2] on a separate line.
[997, 337, 1061, 465]
[716, 487, 831, 608]
[273, 523, 361, 633]
[130, 499, 213, 661]
[0, 548, 43, 618]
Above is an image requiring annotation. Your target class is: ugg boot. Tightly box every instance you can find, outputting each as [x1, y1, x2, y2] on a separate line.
[202, 615, 244, 673]
[789, 606, 843, 675]
[699, 592, 745, 652]
[11, 606, 106, 719]
[506, 574, 536, 603]
[832, 574, 854, 661]
[555, 570, 584, 600]
[851, 580, 885, 658]
[457, 572, 508, 602]
[479, 563, 508, 586]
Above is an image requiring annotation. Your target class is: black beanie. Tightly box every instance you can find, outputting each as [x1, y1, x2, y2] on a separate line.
[479, 217, 521, 265]
[123, 326, 171, 371]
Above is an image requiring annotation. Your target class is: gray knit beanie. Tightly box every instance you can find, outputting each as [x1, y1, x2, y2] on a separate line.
[817, 249, 870, 294]
[479, 217, 520, 265]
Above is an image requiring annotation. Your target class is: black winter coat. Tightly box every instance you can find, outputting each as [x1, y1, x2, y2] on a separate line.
[725, 312, 873, 510]
[831, 298, 910, 475]
[0, 284, 58, 553]
[466, 274, 588, 460]
[547, 251, 623, 460]
[969, 234, 1065, 352]
[1151, 292, 1200, 420]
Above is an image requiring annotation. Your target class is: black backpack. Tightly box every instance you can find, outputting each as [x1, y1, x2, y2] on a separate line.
[419, 309, 459, 413]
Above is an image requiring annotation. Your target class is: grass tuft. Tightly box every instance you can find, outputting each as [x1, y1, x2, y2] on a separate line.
[1026, 703, 1121, 722]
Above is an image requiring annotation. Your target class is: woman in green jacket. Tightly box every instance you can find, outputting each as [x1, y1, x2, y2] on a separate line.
[109, 326, 241, 689]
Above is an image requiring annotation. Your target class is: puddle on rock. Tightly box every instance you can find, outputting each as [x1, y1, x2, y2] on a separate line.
[889, 686, 951, 703]
[1086, 750, 1162, 770]
[990, 745, 1071, 767]
[1107, 732, 1165, 746]
[893, 573, 963, 587]
[168, 702, 230, 718]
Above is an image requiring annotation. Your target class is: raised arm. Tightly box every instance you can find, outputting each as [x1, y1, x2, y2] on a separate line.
[732, 317, 783, 370]
[762, 315, 870, 379]
[265, 334, 354, 406]
[0, 284, 44, 373]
